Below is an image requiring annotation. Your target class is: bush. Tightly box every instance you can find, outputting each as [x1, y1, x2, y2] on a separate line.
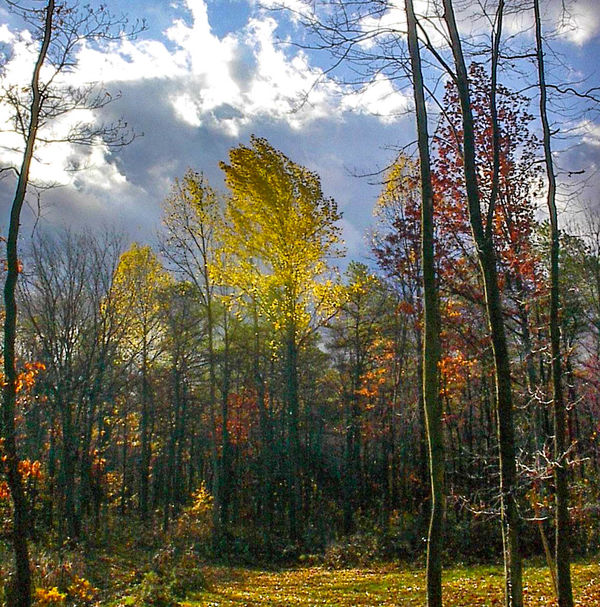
[172, 484, 213, 553]
[66, 575, 99, 606]
[27, 548, 99, 606]
[133, 572, 178, 607]
[323, 533, 381, 568]
[122, 546, 207, 606]
[34, 587, 67, 606]
[168, 549, 207, 598]
[34, 548, 88, 593]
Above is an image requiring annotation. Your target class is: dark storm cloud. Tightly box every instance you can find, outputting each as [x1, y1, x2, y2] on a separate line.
[94, 74, 410, 261]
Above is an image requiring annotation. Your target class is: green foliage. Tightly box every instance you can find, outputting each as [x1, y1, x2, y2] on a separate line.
[121, 548, 206, 607]
[130, 572, 177, 607]
[166, 551, 207, 598]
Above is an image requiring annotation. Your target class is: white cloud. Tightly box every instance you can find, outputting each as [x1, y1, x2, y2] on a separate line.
[358, 1, 406, 49]
[171, 93, 203, 127]
[76, 38, 184, 82]
[341, 73, 411, 123]
[575, 120, 600, 147]
[0, 0, 417, 252]
[165, 1, 241, 96]
[554, 1, 600, 46]
[505, 0, 600, 46]
[242, 17, 340, 128]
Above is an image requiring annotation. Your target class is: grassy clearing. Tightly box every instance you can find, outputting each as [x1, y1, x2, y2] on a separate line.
[191, 562, 599, 607]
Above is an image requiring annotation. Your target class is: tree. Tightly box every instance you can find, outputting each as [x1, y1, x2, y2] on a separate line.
[328, 263, 389, 534]
[159, 281, 202, 529]
[405, 1, 444, 604]
[161, 170, 232, 535]
[440, 2, 523, 605]
[1, 2, 139, 604]
[219, 136, 343, 541]
[110, 243, 172, 520]
[533, 2, 574, 604]
[19, 230, 126, 541]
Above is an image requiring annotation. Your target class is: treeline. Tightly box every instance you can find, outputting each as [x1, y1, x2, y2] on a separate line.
[5, 71, 600, 568]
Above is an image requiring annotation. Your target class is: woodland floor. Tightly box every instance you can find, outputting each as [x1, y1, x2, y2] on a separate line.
[185, 562, 599, 606]
[5, 536, 598, 606]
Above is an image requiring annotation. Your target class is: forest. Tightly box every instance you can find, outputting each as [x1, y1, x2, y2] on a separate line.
[1, 1, 600, 607]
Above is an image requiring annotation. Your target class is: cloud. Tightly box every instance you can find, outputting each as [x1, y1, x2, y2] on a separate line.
[4, 0, 595, 266]
[0, 0, 406, 181]
[553, 1, 600, 46]
[341, 73, 412, 123]
[504, 0, 600, 46]
[575, 120, 600, 147]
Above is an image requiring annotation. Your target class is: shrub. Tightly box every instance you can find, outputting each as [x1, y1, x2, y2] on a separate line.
[33, 587, 67, 606]
[323, 533, 381, 568]
[66, 575, 99, 606]
[134, 572, 178, 607]
[174, 549, 206, 594]
[173, 484, 214, 551]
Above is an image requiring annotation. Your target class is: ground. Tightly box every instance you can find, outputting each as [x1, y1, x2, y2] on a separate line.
[188, 562, 599, 606]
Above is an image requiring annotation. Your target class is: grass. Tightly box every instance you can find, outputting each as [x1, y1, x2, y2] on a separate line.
[189, 562, 600, 606]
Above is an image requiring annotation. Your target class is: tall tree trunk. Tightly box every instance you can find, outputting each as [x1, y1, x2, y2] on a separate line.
[164, 359, 181, 531]
[441, 2, 523, 605]
[203, 266, 222, 542]
[2, 3, 54, 605]
[533, 3, 574, 604]
[219, 308, 232, 530]
[405, 1, 444, 605]
[139, 345, 151, 520]
[344, 326, 362, 535]
[287, 320, 301, 543]
[253, 303, 273, 535]
[60, 400, 79, 541]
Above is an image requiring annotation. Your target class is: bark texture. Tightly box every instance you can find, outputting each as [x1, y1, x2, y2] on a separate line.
[3, 3, 55, 605]
[441, 2, 522, 605]
[533, 2, 574, 605]
[405, 1, 444, 605]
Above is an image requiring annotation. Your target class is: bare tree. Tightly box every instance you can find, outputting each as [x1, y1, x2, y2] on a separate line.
[19, 229, 126, 541]
[405, 1, 444, 605]
[440, 2, 523, 605]
[1, 2, 140, 604]
[533, 2, 574, 605]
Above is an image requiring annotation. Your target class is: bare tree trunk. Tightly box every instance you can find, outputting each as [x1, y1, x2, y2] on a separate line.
[441, 2, 522, 605]
[219, 307, 232, 530]
[287, 321, 301, 543]
[405, 1, 444, 605]
[533, 3, 574, 605]
[2, 3, 54, 605]
[343, 319, 363, 535]
[139, 344, 151, 520]
[253, 302, 273, 535]
[60, 399, 79, 540]
[203, 262, 223, 543]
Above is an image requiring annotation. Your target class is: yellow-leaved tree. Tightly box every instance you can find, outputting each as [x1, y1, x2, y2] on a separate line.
[218, 136, 343, 541]
[161, 169, 233, 536]
[109, 243, 173, 520]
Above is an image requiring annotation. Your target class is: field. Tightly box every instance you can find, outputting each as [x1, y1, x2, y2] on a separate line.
[187, 562, 600, 607]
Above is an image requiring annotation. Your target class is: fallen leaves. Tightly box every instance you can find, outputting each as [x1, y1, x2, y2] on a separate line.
[190, 562, 600, 607]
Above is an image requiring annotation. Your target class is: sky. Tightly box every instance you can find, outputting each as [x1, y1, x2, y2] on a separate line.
[1, 0, 600, 265]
